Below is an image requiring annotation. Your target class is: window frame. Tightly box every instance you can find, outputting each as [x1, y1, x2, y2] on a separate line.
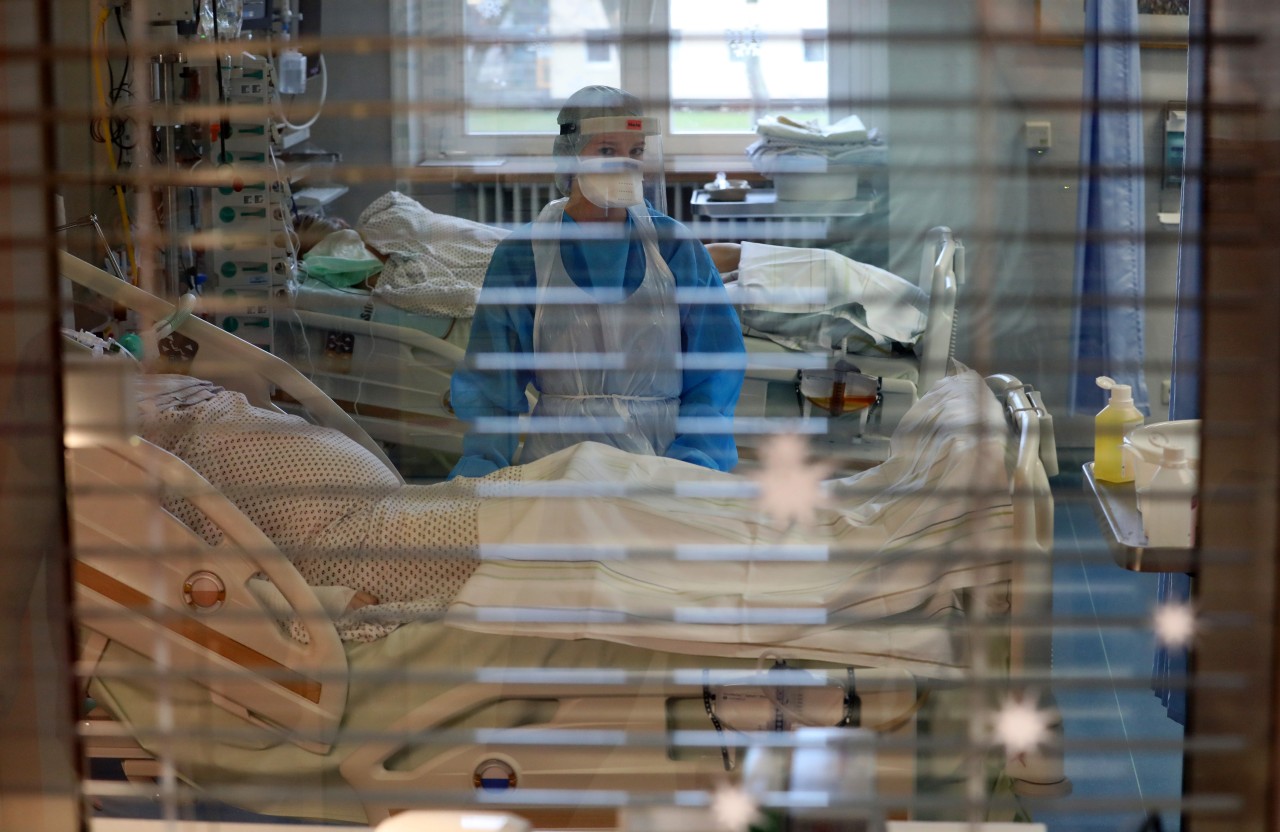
[398, 0, 875, 162]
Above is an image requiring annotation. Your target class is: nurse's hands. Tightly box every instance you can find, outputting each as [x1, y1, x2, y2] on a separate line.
[664, 444, 718, 470]
[449, 454, 502, 479]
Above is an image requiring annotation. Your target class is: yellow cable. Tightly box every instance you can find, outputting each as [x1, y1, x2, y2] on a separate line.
[90, 5, 138, 283]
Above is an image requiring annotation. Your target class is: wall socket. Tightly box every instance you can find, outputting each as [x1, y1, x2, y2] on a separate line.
[1025, 120, 1053, 151]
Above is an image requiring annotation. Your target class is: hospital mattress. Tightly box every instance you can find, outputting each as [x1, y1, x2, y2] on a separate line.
[289, 279, 469, 344]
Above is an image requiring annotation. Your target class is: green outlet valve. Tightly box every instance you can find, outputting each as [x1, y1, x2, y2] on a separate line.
[117, 332, 143, 359]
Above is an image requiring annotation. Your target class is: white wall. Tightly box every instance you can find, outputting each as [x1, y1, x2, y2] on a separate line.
[881, 0, 1187, 445]
[309, 1, 396, 219]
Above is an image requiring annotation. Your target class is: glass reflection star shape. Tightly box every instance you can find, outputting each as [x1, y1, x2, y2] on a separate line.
[710, 782, 761, 832]
[991, 694, 1052, 757]
[1153, 602, 1197, 647]
[750, 434, 832, 528]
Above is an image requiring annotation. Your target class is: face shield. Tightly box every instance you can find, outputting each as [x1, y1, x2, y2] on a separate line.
[562, 116, 667, 216]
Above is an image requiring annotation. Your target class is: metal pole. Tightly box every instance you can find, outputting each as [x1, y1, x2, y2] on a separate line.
[154, 52, 184, 298]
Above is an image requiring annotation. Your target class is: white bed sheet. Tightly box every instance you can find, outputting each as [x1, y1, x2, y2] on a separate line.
[448, 367, 1010, 671]
[139, 366, 1009, 675]
[727, 240, 929, 356]
[357, 191, 509, 319]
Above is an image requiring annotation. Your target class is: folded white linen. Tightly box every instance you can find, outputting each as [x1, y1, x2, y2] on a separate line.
[756, 114, 870, 144]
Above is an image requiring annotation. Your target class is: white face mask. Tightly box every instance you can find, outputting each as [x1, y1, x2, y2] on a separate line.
[575, 157, 644, 209]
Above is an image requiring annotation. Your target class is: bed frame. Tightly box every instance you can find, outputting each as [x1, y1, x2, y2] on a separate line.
[735, 226, 963, 466]
[60, 251, 1061, 826]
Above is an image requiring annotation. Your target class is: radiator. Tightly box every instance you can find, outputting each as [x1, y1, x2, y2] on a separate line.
[458, 179, 887, 260]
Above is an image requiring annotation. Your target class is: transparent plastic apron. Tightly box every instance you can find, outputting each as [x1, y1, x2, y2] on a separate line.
[522, 198, 682, 462]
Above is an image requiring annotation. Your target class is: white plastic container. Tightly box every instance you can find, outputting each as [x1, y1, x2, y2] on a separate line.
[276, 50, 308, 95]
[1122, 419, 1200, 513]
[773, 169, 862, 201]
[1141, 446, 1197, 548]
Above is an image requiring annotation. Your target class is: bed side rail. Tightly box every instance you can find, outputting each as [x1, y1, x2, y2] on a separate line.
[69, 438, 349, 752]
[986, 373, 1057, 679]
[289, 308, 466, 363]
[58, 251, 403, 482]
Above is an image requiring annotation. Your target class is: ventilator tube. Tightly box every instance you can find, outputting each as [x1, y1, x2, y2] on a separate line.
[1142, 446, 1197, 548]
[1093, 376, 1144, 483]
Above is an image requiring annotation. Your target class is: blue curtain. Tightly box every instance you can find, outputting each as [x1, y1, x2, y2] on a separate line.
[1153, 0, 1206, 728]
[1070, 0, 1150, 415]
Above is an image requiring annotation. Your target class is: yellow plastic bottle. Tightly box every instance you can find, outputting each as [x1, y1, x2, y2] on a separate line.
[1093, 376, 1145, 483]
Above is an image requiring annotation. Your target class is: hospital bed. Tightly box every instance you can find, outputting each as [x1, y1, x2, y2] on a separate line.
[59, 251, 1057, 827]
[270, 219, 961, 464]
[735, 225, 962, 462]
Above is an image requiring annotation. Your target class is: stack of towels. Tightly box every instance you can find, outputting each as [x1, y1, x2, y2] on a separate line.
[746, 114, 887, 174]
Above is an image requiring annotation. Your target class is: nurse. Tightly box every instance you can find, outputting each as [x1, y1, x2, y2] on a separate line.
[448, 85, 745, 478]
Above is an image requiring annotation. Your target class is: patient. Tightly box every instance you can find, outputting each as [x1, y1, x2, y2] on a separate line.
[293, 191, 509, 318]
[295, 197, 927, 357]
[135, 366, 1013, 666]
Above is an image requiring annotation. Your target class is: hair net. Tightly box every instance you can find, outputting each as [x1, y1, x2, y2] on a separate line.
[553, 85, 644, 196]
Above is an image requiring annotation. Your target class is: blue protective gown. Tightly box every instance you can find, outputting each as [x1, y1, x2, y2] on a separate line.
[448, 205, 745, 478]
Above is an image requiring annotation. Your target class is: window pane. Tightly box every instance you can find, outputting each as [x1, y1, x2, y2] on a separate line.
[668, 0, 828, 134]
[463, 0, 621, 135]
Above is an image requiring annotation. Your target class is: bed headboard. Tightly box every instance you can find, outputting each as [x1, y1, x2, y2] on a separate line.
[917, 227, 964, 393]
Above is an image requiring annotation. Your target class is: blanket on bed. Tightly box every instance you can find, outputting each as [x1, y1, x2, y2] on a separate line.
[138, 367, 1012, 674]
[357, 191, 509, 318]
[446, 367, 1013, 672]
[725, 241, 929, 356]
